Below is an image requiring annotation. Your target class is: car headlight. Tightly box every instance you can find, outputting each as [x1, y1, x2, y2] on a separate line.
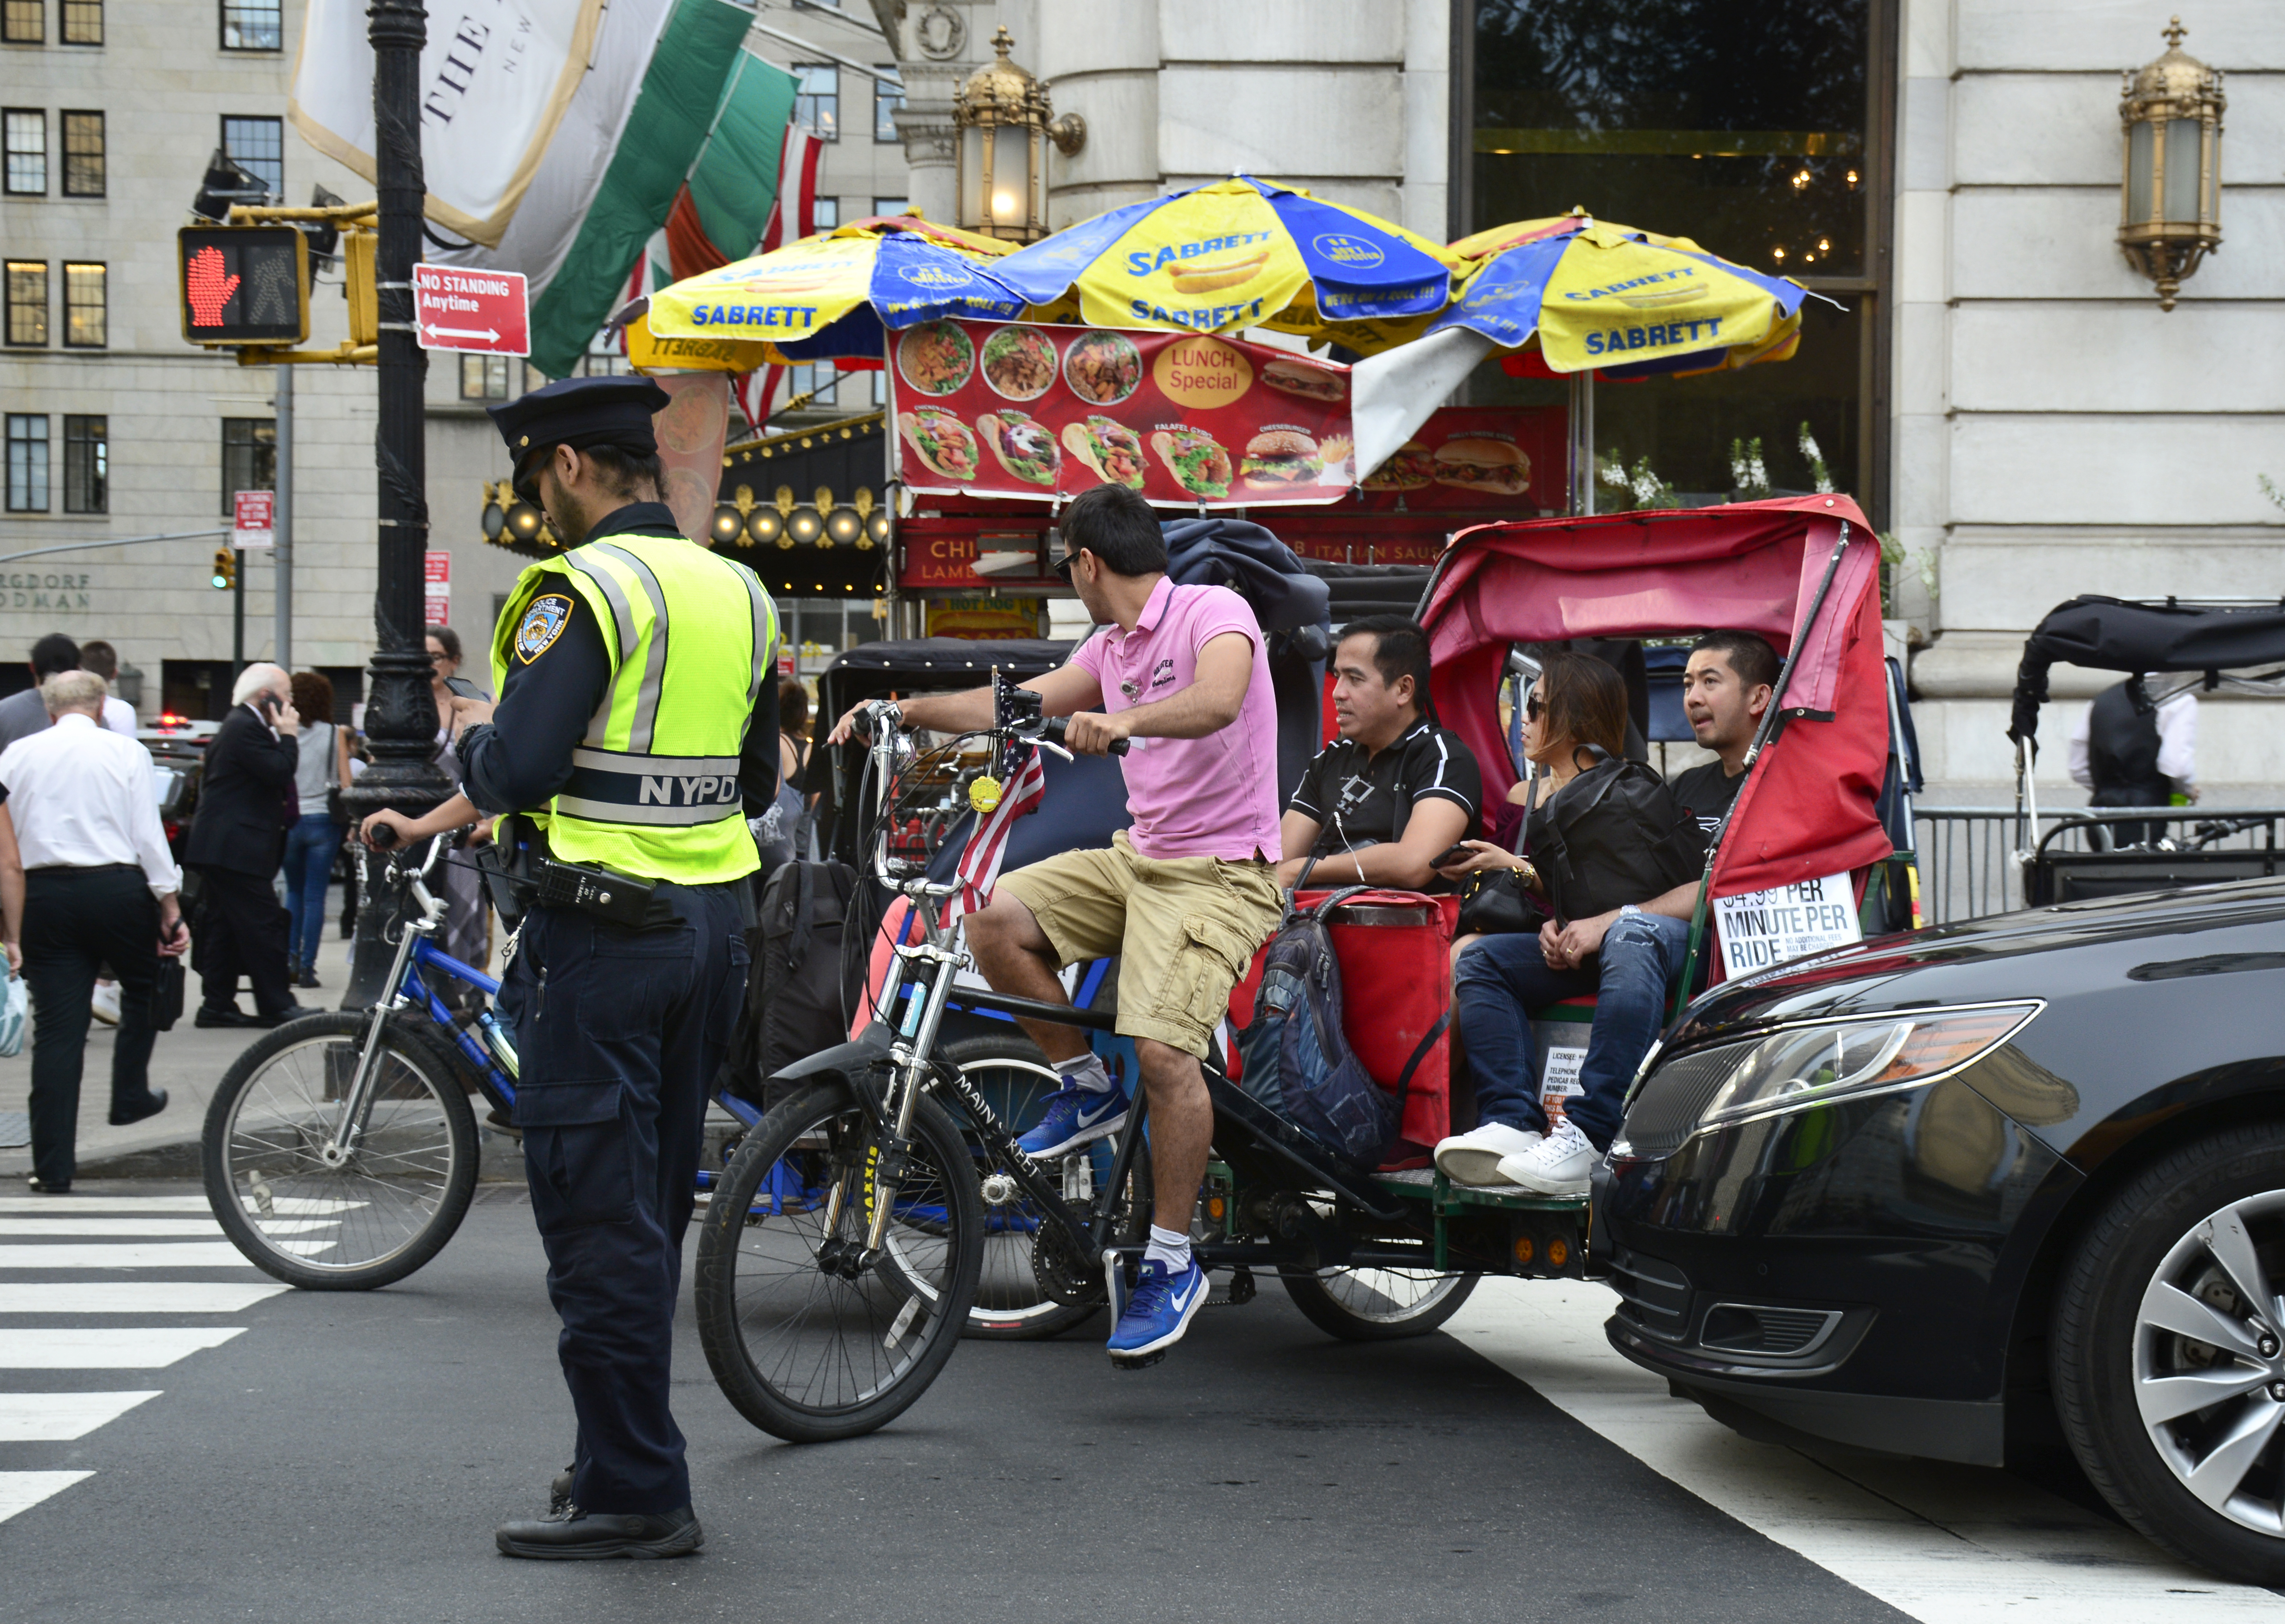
[1622, 1002, 2042, 1153]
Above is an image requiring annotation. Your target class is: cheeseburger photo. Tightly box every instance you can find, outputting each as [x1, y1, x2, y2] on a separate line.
[1261, 356, 1348, 403]
[1239, 428, 1324, 490]
[1432, 436, 1532, 496]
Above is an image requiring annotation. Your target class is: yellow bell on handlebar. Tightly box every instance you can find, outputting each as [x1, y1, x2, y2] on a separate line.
[968, 774, 1003, 814]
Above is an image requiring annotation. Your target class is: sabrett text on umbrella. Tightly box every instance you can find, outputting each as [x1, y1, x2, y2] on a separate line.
[1583, 316, 1725, 355]
[1127, 297, 1267, 328]
[687, 304, 823, 329]
[1125, 231, 1276, 276]
[1562, 267, 1701, 300]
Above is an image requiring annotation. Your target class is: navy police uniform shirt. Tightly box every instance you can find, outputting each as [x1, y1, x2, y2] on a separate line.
[1288, 718, 1483, 856]
[455, 501, 781, 823]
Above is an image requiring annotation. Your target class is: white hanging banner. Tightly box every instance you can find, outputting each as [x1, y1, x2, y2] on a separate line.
[288, 0, 606, 247]
[1714, 873, 1863, 974]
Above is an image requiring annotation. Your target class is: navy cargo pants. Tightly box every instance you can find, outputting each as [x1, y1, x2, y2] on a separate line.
[494, 881, 749, 1516]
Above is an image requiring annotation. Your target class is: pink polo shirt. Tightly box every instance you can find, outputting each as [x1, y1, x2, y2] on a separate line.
[1070, 577, 1282, 862]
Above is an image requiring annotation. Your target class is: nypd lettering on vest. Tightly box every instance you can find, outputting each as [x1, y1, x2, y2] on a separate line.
[559, 747, 745, 827]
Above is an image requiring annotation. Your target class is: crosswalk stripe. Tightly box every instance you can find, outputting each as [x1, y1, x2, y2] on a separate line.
[0, 1242, 328, 1267]
[0, 1471, 92, 1524]
[1449, 1280, 2284, 1622]
[0, 1218, 337, 1237]
[0, 1282, 288, 1313]
[0, 1197, 366, 1215]
[0, 1328, 246, 1367]
[0, 1391, 161, 1441]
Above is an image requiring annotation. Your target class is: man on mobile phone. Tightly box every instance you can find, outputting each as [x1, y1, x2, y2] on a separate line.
[184, 663, 304, 1028]
[1275, 616, 1481, 893]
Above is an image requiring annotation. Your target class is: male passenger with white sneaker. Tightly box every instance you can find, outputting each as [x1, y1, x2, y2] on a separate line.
[828, 482, 1283, 1367]
[1433, 631, 1777, 1194]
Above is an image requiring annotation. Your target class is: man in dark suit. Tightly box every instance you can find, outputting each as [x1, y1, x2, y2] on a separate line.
[186, 662, 303, 1027]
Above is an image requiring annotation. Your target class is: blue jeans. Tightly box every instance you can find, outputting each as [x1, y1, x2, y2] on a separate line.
[1452, 910, 1694, 1152]
[281, 812, 344, 971]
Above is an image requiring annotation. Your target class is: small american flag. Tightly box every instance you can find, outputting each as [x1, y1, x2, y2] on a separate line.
[949, 747, 1047, 922]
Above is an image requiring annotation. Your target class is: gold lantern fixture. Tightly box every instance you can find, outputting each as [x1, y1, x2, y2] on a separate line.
[2118, 17, 2225, 312]
[954, 26, 1085, 244]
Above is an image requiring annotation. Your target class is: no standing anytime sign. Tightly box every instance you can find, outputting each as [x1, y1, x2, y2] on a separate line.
[412, 264, 530, 356]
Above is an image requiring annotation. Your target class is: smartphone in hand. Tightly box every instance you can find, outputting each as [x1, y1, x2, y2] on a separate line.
[1432, 841, 1477, 869]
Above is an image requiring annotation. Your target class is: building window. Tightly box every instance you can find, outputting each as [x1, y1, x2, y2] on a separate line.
[4, 108, 44, 195]
[219, 0, 279, 51]
[1468, 0, 1890, 518]
[873, 196, 909, 218]
[5, 260, 45, 346]
[61, 260, 101, 347]
[62, 414, 102, 514]
[6, 415, 48, 513]
[221, 114, 282, 198]
[793, 66, 838, 142]
[874, 67, 903, 143]
[221, 418, 275, 515]
[60, 110, 100, 195]
[812, 197, 838, 233]
[2, 2, 40, 45]
[59, 0, 96, 44]
[461, 353, 511, 400]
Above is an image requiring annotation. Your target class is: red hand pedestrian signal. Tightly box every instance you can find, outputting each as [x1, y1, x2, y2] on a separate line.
[185, 246, 240, 328]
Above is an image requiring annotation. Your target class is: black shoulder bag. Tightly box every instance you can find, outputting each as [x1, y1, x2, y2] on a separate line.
[1455, 771, 1552, 937]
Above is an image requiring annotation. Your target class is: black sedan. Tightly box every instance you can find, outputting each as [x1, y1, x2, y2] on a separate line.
[1596, 876, 2285, 1585]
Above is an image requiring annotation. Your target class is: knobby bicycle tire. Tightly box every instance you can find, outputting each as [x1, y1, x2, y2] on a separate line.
[694, 1077, 982, 1443]
[202, 1011, 481, 1290]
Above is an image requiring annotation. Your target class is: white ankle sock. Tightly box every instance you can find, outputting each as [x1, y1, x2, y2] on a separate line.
[1057, 1053, 1114, 1094]
[1144, 1223, 1192, 1272]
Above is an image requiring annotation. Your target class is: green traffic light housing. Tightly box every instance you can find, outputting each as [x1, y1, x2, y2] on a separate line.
[211, 546, 235, 589]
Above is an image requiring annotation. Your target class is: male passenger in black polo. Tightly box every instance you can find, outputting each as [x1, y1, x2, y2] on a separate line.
[1277, 615, 1481, 891]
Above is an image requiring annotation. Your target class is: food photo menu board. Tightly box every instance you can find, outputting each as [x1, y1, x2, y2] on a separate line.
[888, 319, 1358, 508]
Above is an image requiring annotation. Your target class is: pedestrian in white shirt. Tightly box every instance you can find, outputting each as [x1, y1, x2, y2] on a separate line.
[2069, 680, 2197, 846]
[77, 641, 139, 738]
[0, 671, 189, 1194]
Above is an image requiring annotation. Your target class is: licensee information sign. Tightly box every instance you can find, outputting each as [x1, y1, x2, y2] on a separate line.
[1541, 1044, 1587, 1121]
[1714, 872, 1862, 972]
[412, 264, 530, 356]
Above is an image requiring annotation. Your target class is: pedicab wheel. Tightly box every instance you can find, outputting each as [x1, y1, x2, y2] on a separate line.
[941, 1033, 1152, 1341]
[2051, 1127, 2285, 1586]
[201, 1011, 480, 1290]
[695, 1077, 983, 1443]
[1279, 1265, 1479, 1341]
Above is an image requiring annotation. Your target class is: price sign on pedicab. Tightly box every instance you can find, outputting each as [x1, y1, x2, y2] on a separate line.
[885, 318, 1355, 508]
[1713, 873, 1863, 973]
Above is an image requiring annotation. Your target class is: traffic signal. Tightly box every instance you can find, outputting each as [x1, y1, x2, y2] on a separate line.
[211, 547, 236, 590]
[178, 225, 309, 347]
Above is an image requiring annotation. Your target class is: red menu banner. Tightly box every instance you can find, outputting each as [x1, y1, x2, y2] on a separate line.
[1351, 405, 1569, 517]
[887, 319, 1357, 508]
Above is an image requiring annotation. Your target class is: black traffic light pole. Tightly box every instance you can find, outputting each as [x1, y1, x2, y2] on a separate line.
[341, 0, 454, 1008]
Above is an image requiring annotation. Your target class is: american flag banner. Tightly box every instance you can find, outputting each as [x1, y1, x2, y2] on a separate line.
[733, 123, 824, 434]
[949, 747, 1047, 923]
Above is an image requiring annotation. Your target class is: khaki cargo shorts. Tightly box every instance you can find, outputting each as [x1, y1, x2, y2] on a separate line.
[995, 830, 1283, 1058]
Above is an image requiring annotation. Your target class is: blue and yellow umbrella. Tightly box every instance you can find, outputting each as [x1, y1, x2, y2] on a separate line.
[990, 175, 1458, 338]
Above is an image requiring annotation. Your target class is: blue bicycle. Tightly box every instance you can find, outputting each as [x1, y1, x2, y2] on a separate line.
[199, 833, 778, 1290]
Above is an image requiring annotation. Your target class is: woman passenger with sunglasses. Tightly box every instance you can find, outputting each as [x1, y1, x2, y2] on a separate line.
[1429, 651, 1702, 1197]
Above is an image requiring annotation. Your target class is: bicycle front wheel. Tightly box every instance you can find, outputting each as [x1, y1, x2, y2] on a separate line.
[201, 1012, 480, 1290]
[695, 1078, 982, 1443]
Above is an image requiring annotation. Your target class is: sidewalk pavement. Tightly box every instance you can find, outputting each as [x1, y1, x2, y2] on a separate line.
[0, 1014, 286, 1180]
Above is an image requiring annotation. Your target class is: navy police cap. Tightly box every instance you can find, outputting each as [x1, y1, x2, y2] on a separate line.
[487, 374, 671, 466]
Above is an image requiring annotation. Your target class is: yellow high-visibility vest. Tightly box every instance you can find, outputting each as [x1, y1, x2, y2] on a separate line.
[491, 531, 777, 885]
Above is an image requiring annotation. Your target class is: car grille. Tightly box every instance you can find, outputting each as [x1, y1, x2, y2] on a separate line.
[1608, 1243, 1692, 1342]
[1619, 1040, 1748, 1160]
[1699, 1303, 1842, 1357]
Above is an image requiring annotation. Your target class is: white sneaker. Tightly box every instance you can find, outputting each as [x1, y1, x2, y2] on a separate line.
[90, 981, 121, 1027]
[1497, 1116, 1598, 1196]
[1433, 1122, 1545, 1187]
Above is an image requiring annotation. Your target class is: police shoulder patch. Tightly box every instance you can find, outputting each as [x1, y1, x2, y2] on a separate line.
[515, 594, 574, 664]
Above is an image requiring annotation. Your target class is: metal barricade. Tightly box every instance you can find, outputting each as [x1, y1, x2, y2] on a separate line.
[1912, 806, 2285, 926]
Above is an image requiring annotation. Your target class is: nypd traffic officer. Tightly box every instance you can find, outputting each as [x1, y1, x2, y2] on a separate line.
[362, 375, 778, 1560]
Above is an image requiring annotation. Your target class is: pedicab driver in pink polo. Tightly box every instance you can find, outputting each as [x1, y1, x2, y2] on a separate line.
[829, 481, 1283, 1368]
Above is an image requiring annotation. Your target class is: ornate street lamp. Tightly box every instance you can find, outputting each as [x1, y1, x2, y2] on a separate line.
[2119, 17, 2225, 312]
[954, 26, 1085, 243]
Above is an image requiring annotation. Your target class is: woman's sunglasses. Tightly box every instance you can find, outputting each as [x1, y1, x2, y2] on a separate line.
[1524, 691, 1545, 721]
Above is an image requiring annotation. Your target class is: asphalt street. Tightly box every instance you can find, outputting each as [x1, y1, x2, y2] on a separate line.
[0, 1186, 2275, 1624]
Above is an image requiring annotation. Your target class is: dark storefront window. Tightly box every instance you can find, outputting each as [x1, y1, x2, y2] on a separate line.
[1467, 0, 1891, 516]
[221, 417, 274, 514]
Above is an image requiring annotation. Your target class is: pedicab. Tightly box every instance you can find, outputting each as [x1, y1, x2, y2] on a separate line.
[686, 493, 1919, 1442]
[2006, 594, 2285, 904]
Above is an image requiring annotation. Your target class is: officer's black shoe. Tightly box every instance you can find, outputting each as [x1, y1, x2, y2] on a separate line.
[495, 1504, 703, 1560]
[194, 1006, 254, 1029]
[108, 1088, 167, 1128]
[548, 1467, 574, 1517]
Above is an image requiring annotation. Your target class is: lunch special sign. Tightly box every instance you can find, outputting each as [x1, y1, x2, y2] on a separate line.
[885, 319, 1356, 508]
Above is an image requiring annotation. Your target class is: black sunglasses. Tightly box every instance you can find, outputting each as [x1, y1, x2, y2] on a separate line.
[1524, 691, 1546, 721]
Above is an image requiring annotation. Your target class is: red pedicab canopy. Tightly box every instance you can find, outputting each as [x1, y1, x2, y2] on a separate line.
[1418, 494, 1891, 899]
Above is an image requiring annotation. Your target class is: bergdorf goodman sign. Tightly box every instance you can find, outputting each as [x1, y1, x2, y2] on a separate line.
[0, 572, 92, 611]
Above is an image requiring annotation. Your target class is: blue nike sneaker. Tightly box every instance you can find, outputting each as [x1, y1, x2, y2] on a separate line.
[1108, 1257, 1207, 1368]
[1015, 1077, 1130, 1160]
